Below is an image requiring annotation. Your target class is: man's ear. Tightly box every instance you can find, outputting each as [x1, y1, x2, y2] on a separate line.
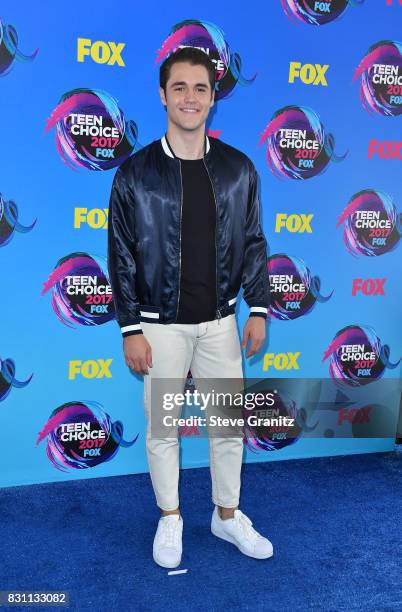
[159, 86, 167, 108]
[210, 89, 215, 108]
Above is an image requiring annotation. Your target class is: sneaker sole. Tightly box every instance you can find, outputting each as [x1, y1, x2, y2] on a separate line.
[153, 552, 182, 569]
[211, 524, 273, 560]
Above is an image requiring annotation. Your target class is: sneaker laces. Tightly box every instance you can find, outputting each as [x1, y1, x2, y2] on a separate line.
[234, 511, 260, 544]
[160, 516, 180, 548]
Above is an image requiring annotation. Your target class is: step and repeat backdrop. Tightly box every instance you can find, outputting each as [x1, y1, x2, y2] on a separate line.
[1, 1, 401, 488]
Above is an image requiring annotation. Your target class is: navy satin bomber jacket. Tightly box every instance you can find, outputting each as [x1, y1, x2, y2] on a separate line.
[107, 134, 270, 337]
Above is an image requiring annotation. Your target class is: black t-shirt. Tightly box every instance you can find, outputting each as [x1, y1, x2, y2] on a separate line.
[175, 157, 217, 324]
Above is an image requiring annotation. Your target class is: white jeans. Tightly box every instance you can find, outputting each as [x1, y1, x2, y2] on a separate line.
[142, 314, 244, 511]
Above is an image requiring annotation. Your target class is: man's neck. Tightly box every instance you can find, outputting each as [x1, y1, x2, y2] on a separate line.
[165, 124, 206, 160]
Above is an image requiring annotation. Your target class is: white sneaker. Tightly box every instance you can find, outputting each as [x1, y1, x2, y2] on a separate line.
[153, 514, 183, 568]
[211, 507, 273, 559]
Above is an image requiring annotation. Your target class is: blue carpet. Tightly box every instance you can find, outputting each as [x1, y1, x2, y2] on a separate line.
[0, 452, 401, 612]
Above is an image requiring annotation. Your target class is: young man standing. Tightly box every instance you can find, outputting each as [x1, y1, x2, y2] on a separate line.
[108, 47, 272, 568]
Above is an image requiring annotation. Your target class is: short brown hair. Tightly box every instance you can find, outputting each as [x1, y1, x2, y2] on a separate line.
[159, 47, 216, 94]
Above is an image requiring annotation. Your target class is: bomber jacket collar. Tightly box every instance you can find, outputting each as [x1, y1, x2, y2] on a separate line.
[160, 133, 211, 160]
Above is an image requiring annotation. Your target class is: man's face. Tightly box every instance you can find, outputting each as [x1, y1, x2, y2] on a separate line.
[159, 61, 215, 132]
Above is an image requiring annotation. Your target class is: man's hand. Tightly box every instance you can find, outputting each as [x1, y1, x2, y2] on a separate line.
[123, 334, 153, 375]
[241, 317, 266, 358]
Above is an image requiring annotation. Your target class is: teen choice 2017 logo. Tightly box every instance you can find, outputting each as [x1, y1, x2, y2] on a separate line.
[45, 88, 140, 170]
[259, 106, 346, 179]
[36, 400, 138, 471]
[281, 0, 365, 26]
[242, 385, 307, 452]
[41, 252, 115, 327]
[0, 18, 38, 75]
[156, 19, 255, 101]
[268, 254, 333, 320]
[0, 193, 36, 247]
[353, 40, 402, 116]
[322, 325, 400, 386]
[337, 189, 401, 257]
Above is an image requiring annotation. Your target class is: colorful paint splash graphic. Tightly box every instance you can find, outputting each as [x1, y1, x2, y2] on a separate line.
[0, 18, 38, 75]
[268, 254, 333, 320]
[41, 252, 115, 328]
[259, 106, 346, 180]
[45, 88, 139, 170]
[243, 385, 307, 452]
[0, 193, 36, 247]
[337, 189, 401, 257]
[36, 400, 138, 471]
[156, 19, 256, 101]
[0, 355, 32, 402]
[353, 40, 402, 117]
[322, 325, 400, 386]
[281, 0, 364, 26]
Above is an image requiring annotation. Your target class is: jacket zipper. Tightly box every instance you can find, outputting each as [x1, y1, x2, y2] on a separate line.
[203, 159, 221, 323]
[175, 160, 183, 322]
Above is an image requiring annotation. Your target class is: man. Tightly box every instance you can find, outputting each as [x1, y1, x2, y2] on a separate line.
[108, 47, 272, 568]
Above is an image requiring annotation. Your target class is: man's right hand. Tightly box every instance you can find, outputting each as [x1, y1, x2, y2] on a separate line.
[123, 334, 153, 375]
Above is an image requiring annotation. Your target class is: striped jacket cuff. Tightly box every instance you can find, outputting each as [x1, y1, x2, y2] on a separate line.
[120, 323, 143, 338]
[249, 306, 268, 319]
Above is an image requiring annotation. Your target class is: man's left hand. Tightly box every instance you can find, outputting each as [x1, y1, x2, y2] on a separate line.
[241, 317, 266, 358]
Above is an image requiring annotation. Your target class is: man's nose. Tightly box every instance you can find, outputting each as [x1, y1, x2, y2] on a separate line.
[184, 89, 197, 103]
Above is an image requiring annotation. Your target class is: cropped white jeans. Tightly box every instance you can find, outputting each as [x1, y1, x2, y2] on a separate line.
[142, 314, 244, 511]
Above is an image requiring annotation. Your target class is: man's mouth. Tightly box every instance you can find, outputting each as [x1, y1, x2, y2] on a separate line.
[180, 107, 199, 113]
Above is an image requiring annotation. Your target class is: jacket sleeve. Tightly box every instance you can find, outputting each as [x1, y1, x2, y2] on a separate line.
[241, 162, 270, 319]
[107, 167, 143, 337]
